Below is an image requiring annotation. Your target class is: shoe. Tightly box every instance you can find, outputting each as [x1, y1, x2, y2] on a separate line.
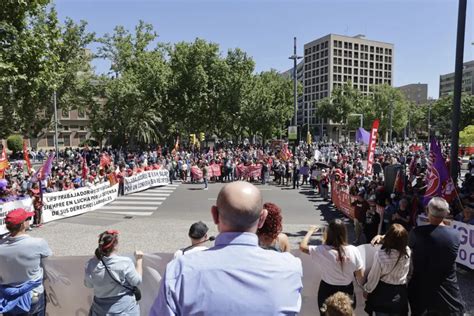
[204, 188, 208, 190]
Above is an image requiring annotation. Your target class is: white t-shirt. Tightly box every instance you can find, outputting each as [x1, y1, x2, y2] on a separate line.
[173, 246, 208, 259]
[309, 244, 363, 286]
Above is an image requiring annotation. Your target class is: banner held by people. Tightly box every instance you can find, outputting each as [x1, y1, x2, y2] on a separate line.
[123, 169, 170, 195]
[366, 119, 380, 175]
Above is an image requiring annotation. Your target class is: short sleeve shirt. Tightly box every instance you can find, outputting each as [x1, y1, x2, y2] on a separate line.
[309, 244, 363, 286]
[0, 235, 52, 294]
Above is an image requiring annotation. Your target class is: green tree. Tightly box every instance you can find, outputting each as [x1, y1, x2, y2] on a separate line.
[93, 21, 169, 147]
[459, 125, 474, 146]
[364, 84, 409, 142]
[6, 134, 23, 154]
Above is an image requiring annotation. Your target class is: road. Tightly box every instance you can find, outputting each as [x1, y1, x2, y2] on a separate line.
[30, 180, 473, 314]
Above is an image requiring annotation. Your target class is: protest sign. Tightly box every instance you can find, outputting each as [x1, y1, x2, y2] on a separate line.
[331, 181, 355, 219]
[191, 166, 203, 180]
[209, 163, 221, 178]
[235, 164, 262, 179]
[42, 182, 118, 223]
[0, 198, 33, 235]
[123, 169, 169, 195]
[417, 215, 473, 269]
[42, 246, 376, 316]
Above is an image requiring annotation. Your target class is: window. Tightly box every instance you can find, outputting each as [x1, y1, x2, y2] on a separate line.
[354, 43, 359, 50]
[354, 60, 358, 67]
[79, 126, 86, 131]
[47, 136, 54, 147]
[62, 126, 69, 131]
[333, 66, 338, 72]
[355, 52, 359, 59]
[78, 109, 86, 118]
[61, 109, 69, 118]
[354, 68, 358, 75]
[354, 76, 358, 83]
[370, 46, 374, 52]
[63, 134, 71, 147]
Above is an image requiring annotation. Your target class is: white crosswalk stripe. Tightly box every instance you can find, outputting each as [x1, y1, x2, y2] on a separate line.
[94, 184, 178, 216]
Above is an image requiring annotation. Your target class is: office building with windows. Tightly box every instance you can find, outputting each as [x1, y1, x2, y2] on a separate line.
[397, 83, 428, 105]
[302, 34, 394, 141]
[439, 60, 474, 97]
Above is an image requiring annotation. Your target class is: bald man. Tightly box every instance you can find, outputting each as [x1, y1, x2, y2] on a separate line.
[150, 182, 303, 316]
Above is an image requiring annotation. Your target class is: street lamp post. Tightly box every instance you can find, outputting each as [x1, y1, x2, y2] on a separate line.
[53, 90, 59, 161]
[450, 0, 467, 183]
[389, 100, 394, 144]
[289, 37, 302, 148]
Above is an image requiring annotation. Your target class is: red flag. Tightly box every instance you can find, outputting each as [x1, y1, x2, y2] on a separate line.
[366, 119, 380, 175]
[81, 154, 89, 180]
[23, 140, 32, 172]
[393, 170, 404, 194]
[100, 153, 111, 169]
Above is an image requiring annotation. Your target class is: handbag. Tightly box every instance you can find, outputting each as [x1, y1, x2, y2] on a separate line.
[100, 258, 142, 301]
[364, 254, 408, 314]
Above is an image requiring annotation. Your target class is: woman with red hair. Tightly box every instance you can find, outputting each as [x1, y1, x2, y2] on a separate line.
[257, 202, 291, 252]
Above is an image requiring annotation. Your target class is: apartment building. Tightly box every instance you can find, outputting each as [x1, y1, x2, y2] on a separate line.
[439, 60, 474, 97]
[397, 83, 428, 105]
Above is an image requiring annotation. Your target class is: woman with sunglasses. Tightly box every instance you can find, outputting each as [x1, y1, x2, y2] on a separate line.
[84, 230, 143, 316]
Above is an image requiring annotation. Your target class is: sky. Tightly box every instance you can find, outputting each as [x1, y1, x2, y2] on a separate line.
[54, 0, 474, 99]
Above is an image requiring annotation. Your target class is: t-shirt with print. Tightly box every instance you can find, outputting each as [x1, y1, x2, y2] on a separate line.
[309, 244, 363, 286]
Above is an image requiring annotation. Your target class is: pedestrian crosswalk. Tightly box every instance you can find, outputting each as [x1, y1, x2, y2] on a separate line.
[95, 184, 179, 217]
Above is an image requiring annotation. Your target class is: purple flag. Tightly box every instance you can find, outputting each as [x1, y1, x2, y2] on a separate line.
[31, 153, 55, 182]
[356, 127, 370, 145]
[423, 138, 449, 205]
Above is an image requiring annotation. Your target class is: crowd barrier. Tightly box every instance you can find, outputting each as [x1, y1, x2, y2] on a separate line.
[41, 245, 376, 316]
[0, 169, 170, 234]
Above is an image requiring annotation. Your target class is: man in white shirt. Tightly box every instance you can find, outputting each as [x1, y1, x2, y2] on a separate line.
[173, 221, 212, 259]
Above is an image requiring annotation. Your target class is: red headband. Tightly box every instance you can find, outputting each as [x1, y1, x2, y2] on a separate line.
[101, 230, 119, 250]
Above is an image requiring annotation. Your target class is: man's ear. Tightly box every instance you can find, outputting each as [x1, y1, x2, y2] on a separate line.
[257, 208, 268, 229]
[211, 205, 219, 225]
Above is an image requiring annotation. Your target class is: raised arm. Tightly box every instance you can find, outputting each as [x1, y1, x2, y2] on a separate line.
[299, 225, 318, 254]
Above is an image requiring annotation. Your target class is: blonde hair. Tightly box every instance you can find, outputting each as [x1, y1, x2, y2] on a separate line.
[321, 292, 354, 316]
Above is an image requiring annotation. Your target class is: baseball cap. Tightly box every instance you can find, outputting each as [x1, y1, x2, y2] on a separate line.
[5, 208, 35, 225]
[188, 221, 208, 239]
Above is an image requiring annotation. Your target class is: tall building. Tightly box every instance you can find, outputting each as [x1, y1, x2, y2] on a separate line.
[302, 34, 394, 140]
[397, 83, 428, 105]
[439, 60, 474, 97]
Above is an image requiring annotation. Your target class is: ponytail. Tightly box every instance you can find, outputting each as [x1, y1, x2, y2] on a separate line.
[95, 230, 119, 259]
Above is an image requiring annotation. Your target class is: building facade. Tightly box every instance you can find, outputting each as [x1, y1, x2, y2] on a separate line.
[281, 61, 304, 126]
[397, 83, 428, 105]
[302, 34, 394, 141]
[439, 60, 474, 97]
[34, 108, 91, 148]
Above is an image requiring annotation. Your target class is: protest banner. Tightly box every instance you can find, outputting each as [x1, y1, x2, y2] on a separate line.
[42, 245, 376, 316]
[330, 181, 355, 219]
[0, 198, 33, 235]
[209, 163, 222, 178]
[191, 166, 203, 180]
[235, 164, 262, 179]
[123, 169, 169, 195]
[42, 182, 119, 223]
[417, 215, 473, 269]
[366, 119, 380, 175]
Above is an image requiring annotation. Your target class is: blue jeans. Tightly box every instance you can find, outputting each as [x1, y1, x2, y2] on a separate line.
[204, 178, 208, 188]
[5, 292, 46, 316]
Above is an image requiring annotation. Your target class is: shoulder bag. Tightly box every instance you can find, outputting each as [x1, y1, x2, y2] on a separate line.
[100, 258, 142, 301]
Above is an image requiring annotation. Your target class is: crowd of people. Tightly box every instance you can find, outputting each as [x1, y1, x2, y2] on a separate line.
[0, 140, 472, 315]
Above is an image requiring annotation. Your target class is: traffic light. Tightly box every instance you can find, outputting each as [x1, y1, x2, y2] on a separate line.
[199, 132, 205, 142]
[189, 134, 196, 144]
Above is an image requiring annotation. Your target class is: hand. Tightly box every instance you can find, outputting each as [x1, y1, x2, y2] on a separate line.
[370, 235, 384, 246]
[308, 225, 318, 233]
[134, 250, 144, 260]
[363, 291, 368, 300]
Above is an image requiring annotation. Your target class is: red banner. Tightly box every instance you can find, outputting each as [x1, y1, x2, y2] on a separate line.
[366, 119, 380, 175]
[331, 182, 355, 219]
[191, 166, 203, 180]
[236, 164, 262, 179]
[209, 164, 222, 178]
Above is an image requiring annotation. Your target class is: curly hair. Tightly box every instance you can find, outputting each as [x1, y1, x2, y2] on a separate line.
[321, 292, 354, 316]
[257, 202, 283, 241]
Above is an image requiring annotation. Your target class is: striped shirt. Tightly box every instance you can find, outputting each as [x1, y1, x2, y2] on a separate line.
[364, 246, 411, 293]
